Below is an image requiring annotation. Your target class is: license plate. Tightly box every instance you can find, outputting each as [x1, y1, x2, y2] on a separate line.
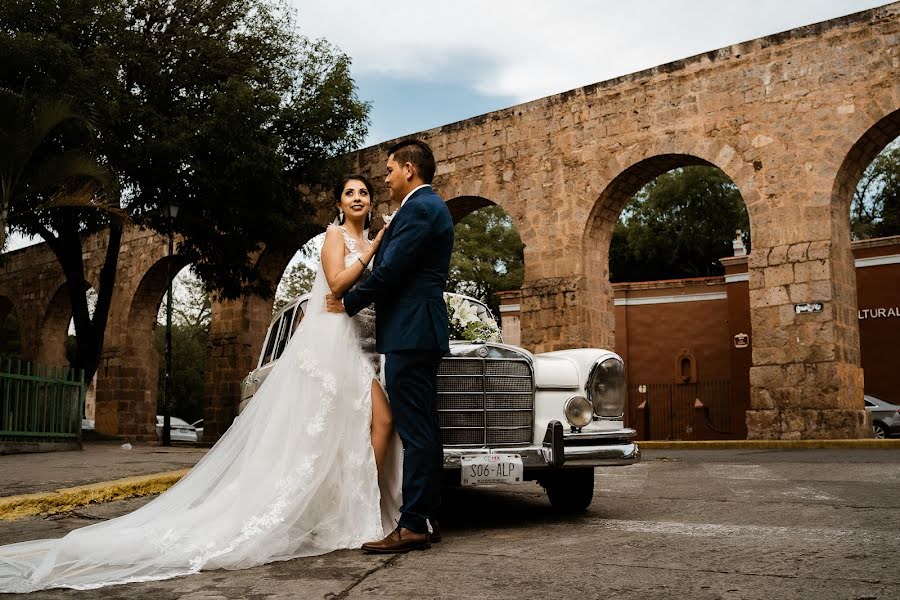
[460, 454, 523, 486]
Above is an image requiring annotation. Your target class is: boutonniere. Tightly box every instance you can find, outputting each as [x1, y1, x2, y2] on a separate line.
[382, 209, 399, 226]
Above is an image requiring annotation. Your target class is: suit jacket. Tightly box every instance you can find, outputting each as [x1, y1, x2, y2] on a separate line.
[342, 186, 454, 354]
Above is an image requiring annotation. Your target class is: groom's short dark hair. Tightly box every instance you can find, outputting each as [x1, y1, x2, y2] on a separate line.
[387, 139, 436, 184]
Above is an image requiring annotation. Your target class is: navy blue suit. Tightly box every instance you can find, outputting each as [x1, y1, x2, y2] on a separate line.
[342, 185, 453, 533]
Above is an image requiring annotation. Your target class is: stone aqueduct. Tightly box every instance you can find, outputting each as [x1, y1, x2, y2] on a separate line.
[1, 4, 898, 441]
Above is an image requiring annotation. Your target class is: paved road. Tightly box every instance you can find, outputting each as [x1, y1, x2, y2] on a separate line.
[1, 449, 898, 599]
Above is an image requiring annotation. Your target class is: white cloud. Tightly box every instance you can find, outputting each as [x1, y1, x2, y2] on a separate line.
[292, 0, 890, 104]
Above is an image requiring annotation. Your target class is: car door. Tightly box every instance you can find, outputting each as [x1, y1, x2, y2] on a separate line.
[253, 300, 311, 391]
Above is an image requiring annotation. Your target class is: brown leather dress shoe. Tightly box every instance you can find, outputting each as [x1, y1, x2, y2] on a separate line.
[362, 527, 431, 554]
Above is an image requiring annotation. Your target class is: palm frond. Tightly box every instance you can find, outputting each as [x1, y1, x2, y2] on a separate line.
[42, 183, 131, 224]
[24, 149, 119, 201]
[28, 99, 94, 160]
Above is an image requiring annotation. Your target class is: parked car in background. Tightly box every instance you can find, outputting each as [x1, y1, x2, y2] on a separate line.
[155, 415, 199, 443]
[864, 395, 900, 439]
[192, 420, 204, 443]
[240, 292, 640, 511]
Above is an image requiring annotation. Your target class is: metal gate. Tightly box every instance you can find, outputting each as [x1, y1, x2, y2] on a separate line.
[0, 359, 85, 441]
[627, 380, 736, 440]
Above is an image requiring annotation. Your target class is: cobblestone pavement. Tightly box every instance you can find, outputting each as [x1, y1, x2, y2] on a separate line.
[1, 448, 898, 599]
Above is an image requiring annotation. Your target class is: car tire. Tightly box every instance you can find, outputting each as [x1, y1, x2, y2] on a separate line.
[543, 468, 595, 512]
[873, 422, 887, 439]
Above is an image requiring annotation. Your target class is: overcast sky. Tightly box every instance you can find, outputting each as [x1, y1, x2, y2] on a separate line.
[293, 0, 890, 145]
[4, 0, 890, 252]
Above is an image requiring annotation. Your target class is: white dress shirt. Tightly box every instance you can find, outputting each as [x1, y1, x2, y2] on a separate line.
[400, 184, 431, 208]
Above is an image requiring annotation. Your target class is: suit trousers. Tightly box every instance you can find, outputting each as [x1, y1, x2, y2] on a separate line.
[384, 350, 444, 533]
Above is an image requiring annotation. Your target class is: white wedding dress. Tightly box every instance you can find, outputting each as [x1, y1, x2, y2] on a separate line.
[0, 227, 401, 593]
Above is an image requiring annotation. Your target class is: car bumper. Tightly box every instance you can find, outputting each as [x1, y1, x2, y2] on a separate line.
[442, 421, 640, 470]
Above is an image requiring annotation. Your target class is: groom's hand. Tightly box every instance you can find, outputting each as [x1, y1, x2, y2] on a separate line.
[325, 293, 344, 313]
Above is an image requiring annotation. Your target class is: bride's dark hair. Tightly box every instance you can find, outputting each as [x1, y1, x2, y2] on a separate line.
[333, 174, 375, 228]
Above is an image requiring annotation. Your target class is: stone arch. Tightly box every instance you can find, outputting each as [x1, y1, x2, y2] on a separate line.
[444, 195, 526, 343]
[446, 195, 495, 225]
[102, 254, 191, 439]
[580, 152, 754, 349]
[35, 281, 75, 368]
[829, 108, 900, 364]
[831, 107, 900, 401]
[832, 109, 900, 212]
[0, 295, 22, 358]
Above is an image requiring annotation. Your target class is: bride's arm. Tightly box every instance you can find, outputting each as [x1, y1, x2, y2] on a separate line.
[321, 226, 381, 297]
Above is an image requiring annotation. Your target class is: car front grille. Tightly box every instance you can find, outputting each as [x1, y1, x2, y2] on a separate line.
[437, 356, 534, 447]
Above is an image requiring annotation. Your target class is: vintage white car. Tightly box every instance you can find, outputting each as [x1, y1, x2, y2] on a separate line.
[240, 293, 640, 511]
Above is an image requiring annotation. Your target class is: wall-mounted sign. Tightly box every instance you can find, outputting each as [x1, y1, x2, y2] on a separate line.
[733, 333, 750, 348]
[638, 385, 647, 394]
[794, 302, 824, 314]
[858, 306, 899, 320]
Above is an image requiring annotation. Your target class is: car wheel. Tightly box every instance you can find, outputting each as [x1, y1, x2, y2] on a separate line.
[542, 468, 595, 512]
[873, 422, 887, 439]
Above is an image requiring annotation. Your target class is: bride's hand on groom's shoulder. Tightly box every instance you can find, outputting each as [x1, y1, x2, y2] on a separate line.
[325, 293, 345, 313]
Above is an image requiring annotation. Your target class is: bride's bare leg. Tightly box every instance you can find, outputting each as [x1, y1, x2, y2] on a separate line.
[371, 380, 393, 476]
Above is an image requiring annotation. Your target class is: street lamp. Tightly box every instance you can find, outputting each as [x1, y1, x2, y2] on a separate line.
[160, 201, 180, 446]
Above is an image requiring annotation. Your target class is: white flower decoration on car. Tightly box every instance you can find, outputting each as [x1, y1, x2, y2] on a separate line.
[445, 295, 502, 342]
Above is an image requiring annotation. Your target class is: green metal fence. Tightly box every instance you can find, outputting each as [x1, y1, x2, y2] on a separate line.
[0, 359, 85, 440]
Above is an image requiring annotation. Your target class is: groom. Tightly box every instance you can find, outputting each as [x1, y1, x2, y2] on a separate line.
[326, 139, 453, 552]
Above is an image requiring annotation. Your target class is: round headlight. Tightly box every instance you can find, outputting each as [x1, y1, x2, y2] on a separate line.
[564, 396, 594, 428]
[587, 357, 626, 418]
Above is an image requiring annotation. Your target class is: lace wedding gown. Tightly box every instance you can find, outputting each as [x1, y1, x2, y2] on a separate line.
[0, 226, 401, 593]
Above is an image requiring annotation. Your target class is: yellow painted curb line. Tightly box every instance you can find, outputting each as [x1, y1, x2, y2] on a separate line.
[637, 439, 900, 450]
[0, 469, 190, 521]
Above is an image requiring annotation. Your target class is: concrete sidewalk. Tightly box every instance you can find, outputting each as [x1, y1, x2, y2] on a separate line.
[0, 441, 207, 520]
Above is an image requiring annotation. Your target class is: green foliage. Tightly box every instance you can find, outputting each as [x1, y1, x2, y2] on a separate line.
[0, 89, 121, 252]
[610, 166, 750, 283]
[154, 322, 208, 424]
[154, 270, 212, 423]
[1, 0, 368, 380]
[851, 140, 900, 240]
[448, 205, 524, 316]
[273, 261, 315, 314]
[158, 270, 212, 331]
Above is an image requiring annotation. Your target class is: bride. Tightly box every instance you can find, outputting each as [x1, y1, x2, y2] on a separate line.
[0, 175, 402, 593]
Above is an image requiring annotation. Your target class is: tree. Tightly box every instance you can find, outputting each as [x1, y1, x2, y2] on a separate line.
[0, 89, 124, 382]
[0, 90, 122, 253]
[1, 0, 368, 382]
[851, 140, 900, 240]
[154, 270, 211, 423]
[154, 322, 208, 423]
[609, 166, 750, 283]
[273, 261, 316, 314]
[448, 205, 524, 317]
[157, 270, 212, 332]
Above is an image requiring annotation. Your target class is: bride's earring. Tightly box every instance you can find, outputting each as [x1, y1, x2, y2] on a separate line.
[338, 208, 345, 225]
[364, 210, 372, 229]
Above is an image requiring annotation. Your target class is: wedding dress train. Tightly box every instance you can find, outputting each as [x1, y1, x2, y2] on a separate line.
[0, 228, 401, 593]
